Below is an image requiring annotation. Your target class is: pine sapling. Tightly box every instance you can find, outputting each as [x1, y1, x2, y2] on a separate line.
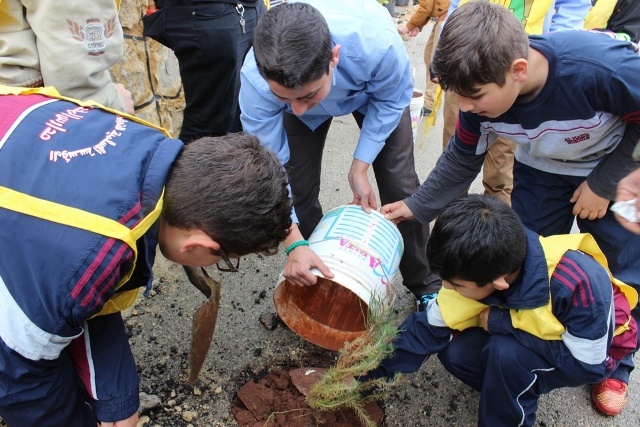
[307, 289, 402, 427]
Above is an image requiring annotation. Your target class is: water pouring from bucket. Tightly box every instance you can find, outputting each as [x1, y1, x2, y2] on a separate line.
[273, 205, 403, 351]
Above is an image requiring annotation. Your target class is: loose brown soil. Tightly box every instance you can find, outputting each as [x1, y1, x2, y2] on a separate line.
[231, 367, 383, 427]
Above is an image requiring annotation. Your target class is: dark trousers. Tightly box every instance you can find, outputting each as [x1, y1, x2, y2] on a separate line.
[0, 313, 135, 426]
[438, 328, 592, 427]
[0, 344, 97, 427]
[143, 0, 263, 143]
[283, 109, 441, 296]
[512, 160, 640, 383]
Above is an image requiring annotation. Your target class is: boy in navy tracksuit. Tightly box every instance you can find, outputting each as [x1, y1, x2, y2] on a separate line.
[367, 195, 637, 426]
[381, 1, 640, 415]
[0, 87, 292, 427]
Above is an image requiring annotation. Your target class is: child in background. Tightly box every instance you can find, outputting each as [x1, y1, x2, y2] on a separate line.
[396, 0, 449, 116]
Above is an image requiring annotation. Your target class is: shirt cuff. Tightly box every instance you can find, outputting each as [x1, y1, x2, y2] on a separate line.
[353, 137, 384, 165]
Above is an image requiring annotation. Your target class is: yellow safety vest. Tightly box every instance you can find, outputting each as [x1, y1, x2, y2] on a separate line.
[0, 85, 170, 316]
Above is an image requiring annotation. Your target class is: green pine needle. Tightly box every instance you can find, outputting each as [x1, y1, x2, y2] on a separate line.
[307, 289, 402, 426]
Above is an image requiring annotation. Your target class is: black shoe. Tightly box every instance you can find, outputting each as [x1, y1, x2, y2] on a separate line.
[422, 107, 432, 116]
[416, 293, 438, 312]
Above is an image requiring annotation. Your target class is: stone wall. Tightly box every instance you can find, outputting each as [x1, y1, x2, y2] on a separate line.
[110, 0, 184, 137]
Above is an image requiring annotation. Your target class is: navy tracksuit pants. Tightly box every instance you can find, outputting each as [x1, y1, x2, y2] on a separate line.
[438, 328, 593, 427]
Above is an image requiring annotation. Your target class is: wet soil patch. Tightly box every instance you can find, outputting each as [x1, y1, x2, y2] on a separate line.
[231, 367, 383, 427]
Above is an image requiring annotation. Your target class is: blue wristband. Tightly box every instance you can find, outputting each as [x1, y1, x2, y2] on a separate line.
[285, 239, 309, 255]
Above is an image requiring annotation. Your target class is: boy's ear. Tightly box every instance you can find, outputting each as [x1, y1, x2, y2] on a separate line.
[330, 44, 341, 68]
[491, 275, 510, 291]
[510, 58, 528, 83]
[180, 230, 219, 253]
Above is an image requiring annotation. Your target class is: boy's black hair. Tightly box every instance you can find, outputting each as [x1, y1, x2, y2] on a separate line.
[427, 194, 526, 286]
[431, 1, 529, 97]
[252, 2, 333, 89]
[162, 133, 292, 256]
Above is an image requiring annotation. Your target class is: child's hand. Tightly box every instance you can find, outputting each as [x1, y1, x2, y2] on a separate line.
[348, 159, 377, 213]
[381, 201, 414, 224]
[397, 23, 410, 35]
[284, 245, 334, 286]
[479, 307, 491, 332]
[615, 168, 640, 234]
[408, 28, 420, 37]
[115, 83, 135, 116]
[570, 181, 609, 220]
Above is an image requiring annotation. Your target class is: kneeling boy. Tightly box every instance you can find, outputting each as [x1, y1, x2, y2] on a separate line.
[369, 195, 637, 426]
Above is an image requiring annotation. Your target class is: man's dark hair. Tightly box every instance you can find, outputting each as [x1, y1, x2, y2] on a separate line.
[427, 194, 526, 286]
[432, 1, 529, 97]
[252, 2, 333, 89]
[163, 133, 292, 256]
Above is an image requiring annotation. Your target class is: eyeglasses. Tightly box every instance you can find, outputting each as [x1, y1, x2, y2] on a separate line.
[217, 246, 240, 273]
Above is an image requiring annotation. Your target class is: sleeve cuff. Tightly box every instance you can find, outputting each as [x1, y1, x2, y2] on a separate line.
[94, 388, 139, 423]
[353, 138, 384, 165]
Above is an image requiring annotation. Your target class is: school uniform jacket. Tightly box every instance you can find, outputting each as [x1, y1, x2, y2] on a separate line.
[374, 229, 637, 382]
[0, 88, 182, 421]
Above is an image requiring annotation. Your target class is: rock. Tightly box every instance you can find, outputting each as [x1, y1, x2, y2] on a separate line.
[138, 392, 161, 414]
[136, 415, 150, 427]
[259, 311, 279, 330]
[182, 410, 198, 422]
[214, 387, 223, 395]
[289, 367, 327, 397]
[193, 386, 202, 396]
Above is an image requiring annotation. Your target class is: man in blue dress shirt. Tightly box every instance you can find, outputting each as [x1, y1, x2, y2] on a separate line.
[239, 0, 441, 305]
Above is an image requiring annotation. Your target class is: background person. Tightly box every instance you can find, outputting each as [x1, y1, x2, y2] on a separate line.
[397, 0, 449, 117]
[0, 0, 134, 113]
[142, 0, 266, 143]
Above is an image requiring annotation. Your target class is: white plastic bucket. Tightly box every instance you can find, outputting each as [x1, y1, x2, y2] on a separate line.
[273, 205, 403, 350]
[410, 89, 424, 142]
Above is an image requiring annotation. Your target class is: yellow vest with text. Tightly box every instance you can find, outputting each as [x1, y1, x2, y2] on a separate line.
[0, 85, 171, 316]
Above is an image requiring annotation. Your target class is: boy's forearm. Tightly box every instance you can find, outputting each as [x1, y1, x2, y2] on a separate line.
[378, 312, 452, 375]
[406, 141, 484, 224]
